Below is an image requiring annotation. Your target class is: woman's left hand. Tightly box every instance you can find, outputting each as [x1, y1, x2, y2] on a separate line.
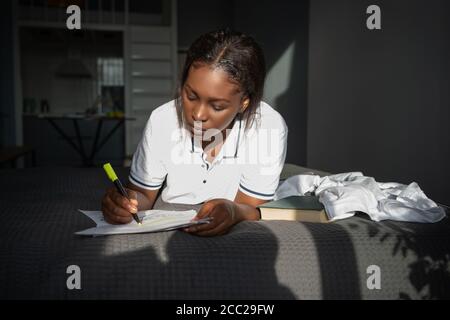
[184, 198, 240, 237]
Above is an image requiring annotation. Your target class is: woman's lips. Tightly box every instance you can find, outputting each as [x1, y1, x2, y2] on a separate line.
[189, 124, 207, 132]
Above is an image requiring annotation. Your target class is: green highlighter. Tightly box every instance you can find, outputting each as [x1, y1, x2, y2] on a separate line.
[103, 163, 142, 225]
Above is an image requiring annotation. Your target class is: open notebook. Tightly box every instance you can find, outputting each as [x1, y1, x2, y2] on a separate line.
[75, 209, 211, 236]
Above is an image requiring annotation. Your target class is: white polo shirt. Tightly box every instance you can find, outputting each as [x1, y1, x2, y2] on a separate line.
[129, 100, 288, 204]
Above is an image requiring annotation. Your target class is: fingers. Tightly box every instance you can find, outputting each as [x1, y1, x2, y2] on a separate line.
[187, 202, 219, 231]
[195, 220, 229, 237]
[185, 217, 217, 233]
[102, 205, 133, 224]
[101, 189, 135, 224]
[103, 194, 135, 216]
[195, 201, 215, 220]
[108, 188, 138, 213]
[103, 209, 132, 224]
[126, 189, 139, 208]
[185, 202, 233, 236]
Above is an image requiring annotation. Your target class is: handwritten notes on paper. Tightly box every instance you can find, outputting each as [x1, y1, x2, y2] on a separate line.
[75, 209, 211, 236]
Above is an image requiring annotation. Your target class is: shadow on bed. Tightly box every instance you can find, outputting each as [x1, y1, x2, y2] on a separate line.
[303, 222, 362, 299]
[1, 167, 449, 300]
[351, 217, 450, 300]
[302, 212, 450, 300]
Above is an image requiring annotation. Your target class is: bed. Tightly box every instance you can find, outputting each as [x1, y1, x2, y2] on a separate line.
[0, 166, 449, 299]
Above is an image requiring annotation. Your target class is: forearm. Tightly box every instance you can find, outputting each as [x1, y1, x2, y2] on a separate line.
[233, 203, 261, 222]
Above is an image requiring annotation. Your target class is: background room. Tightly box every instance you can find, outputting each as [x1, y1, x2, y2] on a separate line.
[0, 0, 448, 204]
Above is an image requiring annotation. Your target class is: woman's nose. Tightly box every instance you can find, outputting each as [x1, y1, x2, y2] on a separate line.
[192, 104, 208, 122]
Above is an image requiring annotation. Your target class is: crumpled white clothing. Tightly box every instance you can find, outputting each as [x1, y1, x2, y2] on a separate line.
[274, 172, 446, 223]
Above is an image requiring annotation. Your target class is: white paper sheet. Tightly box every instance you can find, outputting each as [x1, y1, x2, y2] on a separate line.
[75, 209, 211, 236]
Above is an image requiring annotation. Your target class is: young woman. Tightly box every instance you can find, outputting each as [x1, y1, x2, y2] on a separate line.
[101, 29, 288, 236]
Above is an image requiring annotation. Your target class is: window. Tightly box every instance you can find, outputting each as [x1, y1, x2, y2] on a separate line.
[96, 57, 124, 112]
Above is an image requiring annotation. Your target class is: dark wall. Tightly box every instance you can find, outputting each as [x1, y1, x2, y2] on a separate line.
[0, 0, 15, 147]
[177, 0, 234, 48]
[307, 0, 450, 204]
[234, 0, 310, 165]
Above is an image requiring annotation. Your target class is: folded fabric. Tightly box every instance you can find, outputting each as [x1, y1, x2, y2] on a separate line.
[275, 173, 446, 223]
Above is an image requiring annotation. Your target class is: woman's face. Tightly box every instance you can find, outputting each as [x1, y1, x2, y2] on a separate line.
[181, 64, 247, 137]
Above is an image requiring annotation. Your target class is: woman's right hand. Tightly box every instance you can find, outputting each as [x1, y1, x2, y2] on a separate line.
[101, 187, 139, 224]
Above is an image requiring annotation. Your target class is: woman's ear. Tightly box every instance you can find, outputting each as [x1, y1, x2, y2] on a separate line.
[240, 98, 250, 114]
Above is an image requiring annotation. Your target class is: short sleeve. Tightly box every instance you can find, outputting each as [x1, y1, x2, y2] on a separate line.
[239, 121, 288, 200]
[129, 112, 167, 190]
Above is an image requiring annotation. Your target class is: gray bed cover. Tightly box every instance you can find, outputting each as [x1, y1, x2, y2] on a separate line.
[0, 167, 449, 300]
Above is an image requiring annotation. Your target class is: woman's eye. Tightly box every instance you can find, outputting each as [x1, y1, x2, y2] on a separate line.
[212, 105, 224, 111]
[185, 89, 196, 100]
